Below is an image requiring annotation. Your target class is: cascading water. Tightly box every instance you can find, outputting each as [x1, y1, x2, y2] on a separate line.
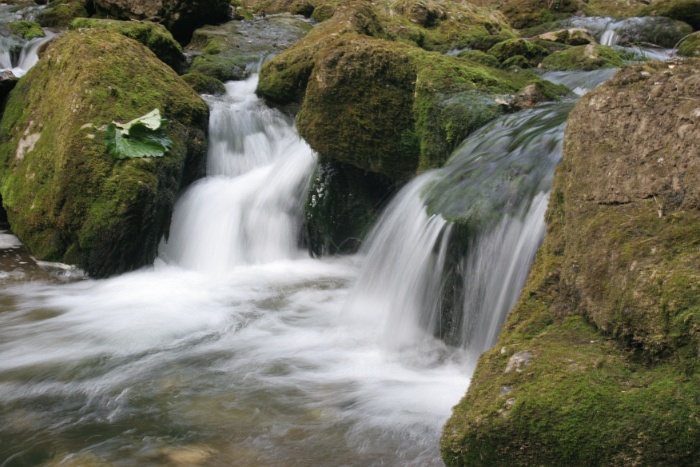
[0, 30, 55, 78]
[159, 77, 316, 271]
[0, 74, 471, 466]
[345, 101, 574, 374]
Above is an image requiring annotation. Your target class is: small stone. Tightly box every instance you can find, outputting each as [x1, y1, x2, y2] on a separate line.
[500, 385, 512, 396]
[505, 351, 532, 373]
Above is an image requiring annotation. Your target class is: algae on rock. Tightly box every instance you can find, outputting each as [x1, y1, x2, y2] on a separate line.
[441, 59, 700, 466]
[0, 29, 208, 278]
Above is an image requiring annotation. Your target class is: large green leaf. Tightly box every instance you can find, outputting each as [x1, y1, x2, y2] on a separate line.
[104, 109, 173, 159]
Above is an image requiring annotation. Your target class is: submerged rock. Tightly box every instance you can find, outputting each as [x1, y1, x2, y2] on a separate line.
[441, 59, 700, 466]
[0, 29, 208, 278]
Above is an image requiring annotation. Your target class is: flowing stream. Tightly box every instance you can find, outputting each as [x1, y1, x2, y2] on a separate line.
[0, 39, 620, 464]
[0, 76, 470, 466]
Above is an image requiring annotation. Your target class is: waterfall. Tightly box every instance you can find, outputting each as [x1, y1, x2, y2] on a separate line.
[0, 30, 55, 78]
[159, 76, 317, 272]
[346, 101, 574, 371]
[343, 175, 451, 350]
[601, 28, 620, 46]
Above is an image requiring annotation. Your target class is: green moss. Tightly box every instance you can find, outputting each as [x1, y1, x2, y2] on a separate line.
[0, 29, 208, 277]
[487, 38, 549, 66]
[190, 53, 258, 81]
[541, 44, 623, 71]
[678, 31, 700, 56]
[70, 18, 185, 72]
[498, 0, 582, 29]
[181, 72, 226, 95]
[501, 54, 530, 69]
[457, 50, 500, 68]
[7, 21, 44, 41]
[36, 0, 89, 28]
[640, 0, 700, 30]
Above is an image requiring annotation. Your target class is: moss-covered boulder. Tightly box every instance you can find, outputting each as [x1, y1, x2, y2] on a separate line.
[441, 59, 700, 466]
[457, 49, 500, 68]
[181, 72, 226, 95]
[640, 0, 700, 30]
[260, 1, 557, 179]
[91, 0, 231, 43]
[541, 44, 623, 70]
[260, 0, 567, 252]
[70, 18, 185, 73]
[497, 0, 582, 29]
[7, 21, 44, 40]
[35, 0, 90, 28]
[383, 0, 516, 53]
[487, 38, 549, 67]
[186, 15, 312, 82]
[678, 30, 700, 56]
[0, 29, 208, 277]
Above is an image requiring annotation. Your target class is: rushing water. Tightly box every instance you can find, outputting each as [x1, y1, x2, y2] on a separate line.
[0, 29, 630, 462]
[0, 76, 470, 466]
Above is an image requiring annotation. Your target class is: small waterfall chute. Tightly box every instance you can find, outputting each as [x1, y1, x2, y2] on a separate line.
[0, 30, 55, 78]
[345, 101, 574, 368]
[159, 76, 317, 273]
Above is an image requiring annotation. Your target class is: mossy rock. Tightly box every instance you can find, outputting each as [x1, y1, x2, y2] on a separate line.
[488, 38, 549, 63]
[181, 72, 226, 95]
[0, 29, 209, 278]
[91, 0, 231, 43]
[498, 0, 582, 29]
[678, 30, 700, 56]
[541, 44, 623, 71]
[260, 2, 548, 180]
[70, 18, 185, 73]
[441, 59, 700, 466]
[36, 0, 90, 28]
[387, 0, 517, 53]
[187, 15, 312, 82]
[239, 0, 317, 16]
[640, 0, 700, 30]
[294, 34, 542, 180]
[257, 0, 386, 105]
[457, 49, 500, 68]
[7, 21, 44, 40]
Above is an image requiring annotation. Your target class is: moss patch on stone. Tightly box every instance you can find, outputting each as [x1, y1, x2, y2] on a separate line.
[640, 0, 700, 30]
[181, 72, 227, 95]
[7, 21, 44, 40]
[488, 38, 549, 67]
[441, 59, 700, 466]
[0, 29, 208, 277]
[678, 31, 700, 56]
[70, 18, 185, 72]
[541, 44, 623, 70]
[36, 0, 89, 28]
